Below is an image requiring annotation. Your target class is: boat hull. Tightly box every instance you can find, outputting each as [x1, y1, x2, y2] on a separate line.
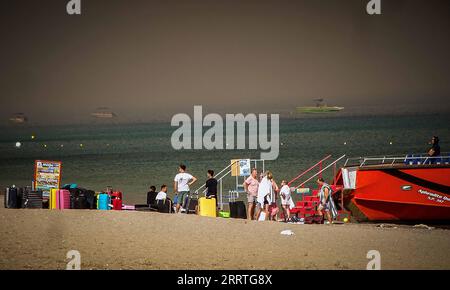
[296, 106, 344, 113]
[343, 166, 450, 221]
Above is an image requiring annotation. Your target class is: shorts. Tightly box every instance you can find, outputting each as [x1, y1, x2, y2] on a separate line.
[256, 197, 269, 208]
[318, 203, 330, 212]
[247, 194, 257, 203]
[177, 191, 189, 207]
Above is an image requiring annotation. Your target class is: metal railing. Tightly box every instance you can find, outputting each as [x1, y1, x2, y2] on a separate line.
[344, 152, 449, 167]
[293, 155, 347, 190]
[288, 155, 332, 187]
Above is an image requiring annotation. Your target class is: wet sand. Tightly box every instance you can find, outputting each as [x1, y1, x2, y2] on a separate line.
[0, 206, 449, 270]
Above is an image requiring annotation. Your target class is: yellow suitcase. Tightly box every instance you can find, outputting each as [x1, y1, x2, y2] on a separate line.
[49, 188, 57, 209]
[198, 197, 216, 217]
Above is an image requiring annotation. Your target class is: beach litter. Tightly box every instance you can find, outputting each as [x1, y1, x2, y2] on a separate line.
[413, 224, 435, 230]
[377, 224, 398, 229]
[280, 230, 295, 236]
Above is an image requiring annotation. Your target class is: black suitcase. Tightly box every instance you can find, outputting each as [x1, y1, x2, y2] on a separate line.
[22, 189, 43, 209]
[4, 187, 19, 208]
[229, 201, 246, 219]
[16, 187, 24, 208]
[157, 199, 172, 213]
[84, 190, 96, 209]
[70, 188, 90, 209]
[185, 194, 198, 214]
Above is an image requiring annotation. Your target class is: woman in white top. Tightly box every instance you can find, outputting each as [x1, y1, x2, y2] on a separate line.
[256, 171, 274, 221]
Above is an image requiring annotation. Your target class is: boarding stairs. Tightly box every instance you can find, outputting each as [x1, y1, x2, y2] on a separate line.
[288, 155, 348, 220]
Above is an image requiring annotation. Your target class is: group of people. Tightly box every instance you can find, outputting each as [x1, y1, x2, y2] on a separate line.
[243, 168, 336, 223]
[146, 164, 337, 223]
[146, 164, 217, 213]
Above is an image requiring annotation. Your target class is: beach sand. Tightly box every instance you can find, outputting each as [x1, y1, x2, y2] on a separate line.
[0, 206, 449, 270]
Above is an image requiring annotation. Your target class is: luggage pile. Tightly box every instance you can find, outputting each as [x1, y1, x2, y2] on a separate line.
[4, 185, 250, 221]
[176, 191, 246, 220]
[5, 186, 43, 209]
[3, 184, 126, 211]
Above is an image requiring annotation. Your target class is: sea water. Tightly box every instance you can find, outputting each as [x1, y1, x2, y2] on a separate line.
[0, 114, 448, 204]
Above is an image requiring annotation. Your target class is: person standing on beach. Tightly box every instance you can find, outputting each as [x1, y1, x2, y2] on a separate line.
[255, 171, 274, 221]
[316, 177, 337, 224]
[174, 164, 197, 213]
[243, 168, 259, 220]
[205, 170, 219, 213]
[279, 180, 291, 222]
[268, 178, 279, 221]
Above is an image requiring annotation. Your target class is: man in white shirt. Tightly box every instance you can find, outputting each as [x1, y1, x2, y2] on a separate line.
[155, 184, 168, 201]
[174, 164, 197, 213]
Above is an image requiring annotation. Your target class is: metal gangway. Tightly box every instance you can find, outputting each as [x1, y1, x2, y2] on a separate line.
[289, 155, 346, 191]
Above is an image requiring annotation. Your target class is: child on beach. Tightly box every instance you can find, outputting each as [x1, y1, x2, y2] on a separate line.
[155, 184, 168, 201]
[268, 179, 279, 221]
[279, 180, 291, 222]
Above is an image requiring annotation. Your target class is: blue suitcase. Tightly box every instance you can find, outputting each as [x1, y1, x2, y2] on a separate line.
[97, 193, 111, 210]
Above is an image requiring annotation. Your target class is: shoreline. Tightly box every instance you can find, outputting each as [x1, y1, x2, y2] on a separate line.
[1, 207, 449, 270]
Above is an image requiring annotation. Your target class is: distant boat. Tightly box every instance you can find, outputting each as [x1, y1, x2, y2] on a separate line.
[296, 98, 344, 113]
[9, 113, 28, 124]
[91, 107, 117, 119]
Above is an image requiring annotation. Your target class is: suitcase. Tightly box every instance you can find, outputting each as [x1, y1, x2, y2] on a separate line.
[110, 191, 123, 200]
[5, 187, 24, 209]
[49, 188, 57, 209]
[185, 194, 198, 214]
[70, 188, 90, 209]
[56, 189, 71, 209]
[84, 190, 96, 209]
[22, 190, 43, 209]
[198, 197, 216, 217]
[229, 201, 246, 219]
[110, 191, 123, 210]
[16, 187, 24, 208]
[157, 199, 172, 213]
[97, 193, 111, 210]
[112, 198, 122, 210]
[4, 187, 18, 208]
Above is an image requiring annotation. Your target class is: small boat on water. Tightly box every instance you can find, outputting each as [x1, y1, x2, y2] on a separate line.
[296, 98, 344, 113]
[9, 113, 28, 124]
[91, 107, 117, 119]
[334, 154, 450, 222]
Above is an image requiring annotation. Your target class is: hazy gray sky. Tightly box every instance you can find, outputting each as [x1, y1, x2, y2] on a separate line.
[1, 0, 449, 123]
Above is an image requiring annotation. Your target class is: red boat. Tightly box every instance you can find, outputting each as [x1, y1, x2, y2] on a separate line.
[334, 154, 450, 222]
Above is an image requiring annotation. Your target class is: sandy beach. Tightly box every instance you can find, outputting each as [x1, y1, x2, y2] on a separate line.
[1, 206, 449, 270]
